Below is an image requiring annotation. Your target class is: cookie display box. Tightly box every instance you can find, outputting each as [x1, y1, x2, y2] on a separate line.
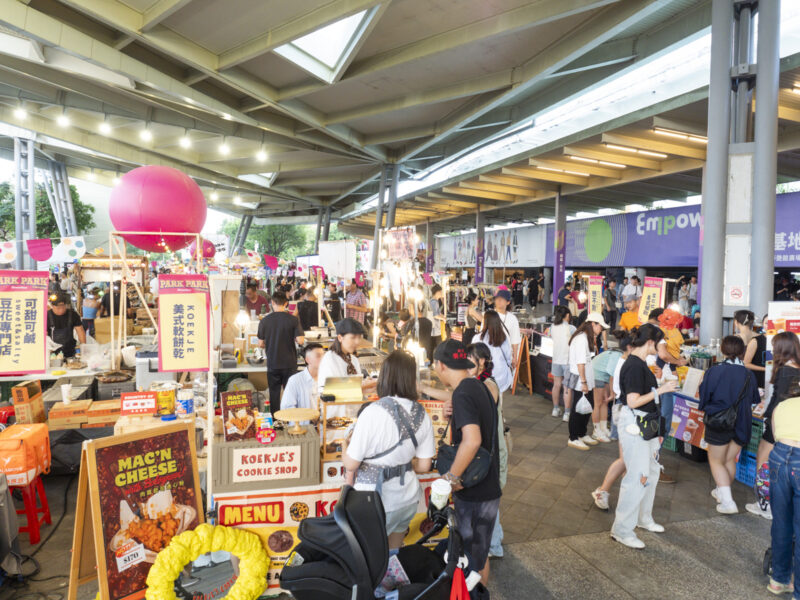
[211, 428, 320, 494]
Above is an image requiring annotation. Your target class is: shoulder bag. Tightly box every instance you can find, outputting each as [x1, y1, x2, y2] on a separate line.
[705, 369, 750, 432]
[434, 384, 497, 488]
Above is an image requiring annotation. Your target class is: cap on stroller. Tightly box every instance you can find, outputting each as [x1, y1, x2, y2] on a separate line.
[280, 485, 463, 600]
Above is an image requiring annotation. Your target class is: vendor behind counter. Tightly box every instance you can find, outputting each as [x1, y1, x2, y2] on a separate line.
[47, 292, 86, 358]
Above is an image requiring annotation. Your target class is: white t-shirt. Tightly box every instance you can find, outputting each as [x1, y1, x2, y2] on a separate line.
[346, 397, 435, 512]
[549, 323, 576, 365]
[621, 283, 639, 300]
[497, 311, 521, 347]
[149, 278, 159, 297]
[569, 332, 595, 390]
[318, 351, 363, 389]
[612, 356, 626, 398]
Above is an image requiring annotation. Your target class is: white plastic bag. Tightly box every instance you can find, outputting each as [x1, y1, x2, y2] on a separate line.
[575, 394, 593, 415]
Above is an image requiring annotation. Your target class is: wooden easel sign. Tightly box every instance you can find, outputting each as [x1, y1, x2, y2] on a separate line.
[68, 422, 203, 600]
[511, 335, 533, 395]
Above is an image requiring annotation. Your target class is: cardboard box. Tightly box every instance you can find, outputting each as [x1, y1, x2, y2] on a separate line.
[82, 421, 117, 428]
[48, 399, 93, 420]
[48, 422, 80, 431]
[87, 399, 121, 418]
[48, 415, 89, 427]
[94, 318, 135, 344]
[11, 380, 42, 405]
[87, 414, 120, 425]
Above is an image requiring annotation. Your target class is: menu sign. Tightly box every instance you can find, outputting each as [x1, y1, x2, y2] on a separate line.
[638, 276, 665, 323]
[158, 274, 210, 372]
[0, 270, 48, 376]
[119, 392, 157, 416]
[220, 390, 256, 442]
[669, 393, 708, 450]
[587, 275, 603, 315]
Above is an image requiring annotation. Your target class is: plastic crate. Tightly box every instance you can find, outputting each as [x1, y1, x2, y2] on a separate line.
[736, 451, 758, 487]
[662, 436, 678, 452]
[746, 418, 765, 455]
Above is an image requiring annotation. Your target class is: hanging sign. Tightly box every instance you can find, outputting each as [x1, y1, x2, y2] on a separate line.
[638, 276, 665, 323]
[0, 270, 48, 376]
[587, 276, 604, 315]
[384, 227, 416, 261]
[67, 422, 203, 600]
[157, 274, 210, 372]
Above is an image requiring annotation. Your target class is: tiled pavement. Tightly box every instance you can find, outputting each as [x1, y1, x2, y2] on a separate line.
[8, 389, 776, 600]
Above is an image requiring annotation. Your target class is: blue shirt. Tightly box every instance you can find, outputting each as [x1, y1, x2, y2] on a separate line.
[698, 361, 759, 444]
[281, 369, 316, 410]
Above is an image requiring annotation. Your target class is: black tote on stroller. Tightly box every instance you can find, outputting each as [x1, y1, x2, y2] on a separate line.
[280, 485, 481, 600]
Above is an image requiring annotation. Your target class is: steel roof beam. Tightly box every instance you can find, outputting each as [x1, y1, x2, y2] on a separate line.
[600, 132, 706, 160]
[563, 145, 663, 170]
[141, 0, 196, 32]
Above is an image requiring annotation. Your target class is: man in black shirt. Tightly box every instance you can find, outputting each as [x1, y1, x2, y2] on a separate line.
[47, 292, 86, 358]
[257, 291, 305, 415]
[433, 339, 500, 584]
[325, 283, 343, 324]
[295, 288, 319, 330]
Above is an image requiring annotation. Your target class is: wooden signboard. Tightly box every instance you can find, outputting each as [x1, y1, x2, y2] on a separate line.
[68, 422, 203, 600]
[510, 335, 533, 395]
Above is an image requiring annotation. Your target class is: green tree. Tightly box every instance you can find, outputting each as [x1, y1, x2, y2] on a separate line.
[217, 219, 309, 260]
[0, 182, 96, 240]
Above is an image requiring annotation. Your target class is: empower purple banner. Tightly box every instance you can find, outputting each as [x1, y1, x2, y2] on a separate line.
[544, 192, 800, 268]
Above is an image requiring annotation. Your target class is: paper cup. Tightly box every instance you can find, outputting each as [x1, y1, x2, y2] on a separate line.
[61, 383, 72, 405]
[430, 478, 452, 509]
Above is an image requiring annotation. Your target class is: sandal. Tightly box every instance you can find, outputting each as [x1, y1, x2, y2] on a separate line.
[767, 578, 792, 595]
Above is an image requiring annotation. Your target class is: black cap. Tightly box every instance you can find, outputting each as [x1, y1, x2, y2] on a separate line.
[335, 317, 366, 336]
[50, 291, 70, 305]
[433, 339, 475, 369]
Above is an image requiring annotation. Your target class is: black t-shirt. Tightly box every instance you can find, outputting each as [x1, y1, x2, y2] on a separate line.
[619, 355, 658, 413]
[47, 309, 82, 357]
[257, 311, 303, 370]
[326, 294, 343, 322]
[296, 300, 319, 330]
[451, 377, 501, 502]
[557, 288, 571, 307]
[101, 293, 122, 315]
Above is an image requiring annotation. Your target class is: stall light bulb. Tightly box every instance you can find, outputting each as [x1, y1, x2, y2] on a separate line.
[234, 309, 250, 331]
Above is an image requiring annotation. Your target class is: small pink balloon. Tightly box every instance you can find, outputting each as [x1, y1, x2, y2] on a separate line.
[188, 237, 216, 259]
[109, 166, 207, 252]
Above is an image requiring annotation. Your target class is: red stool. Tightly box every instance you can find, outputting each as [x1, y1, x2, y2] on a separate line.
[12, 475, 51, 544]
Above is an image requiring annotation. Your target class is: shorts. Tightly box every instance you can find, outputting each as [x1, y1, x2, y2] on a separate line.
[594, 375, 609, 387]
[703, 426, 746, 448]
[384, 502, 418, 534]
[762, 416, 775, 444]
[454, 496, 501, 571]
[551, 363, 569, 378]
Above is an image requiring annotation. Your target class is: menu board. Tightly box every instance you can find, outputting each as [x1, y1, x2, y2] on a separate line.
[221, 390, 256, 442]
[0, 270, 48, 375]
[158, 274, 210, 372]
[587, 275, 603, 315]
[69, 422, 203, 600]
[669, 393, 708, 450]
[384, 227, 416, 262]
[638, 276, 665, 322]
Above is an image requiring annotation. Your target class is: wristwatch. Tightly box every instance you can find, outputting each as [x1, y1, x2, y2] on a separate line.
[443, 472, 462, 485]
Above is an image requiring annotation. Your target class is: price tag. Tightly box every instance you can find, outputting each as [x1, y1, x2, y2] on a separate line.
[115, 540, 146, 572]
[120, 391, 157, 416]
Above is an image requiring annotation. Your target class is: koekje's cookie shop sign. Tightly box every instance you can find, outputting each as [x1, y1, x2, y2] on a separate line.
[232, 446, 301, 483]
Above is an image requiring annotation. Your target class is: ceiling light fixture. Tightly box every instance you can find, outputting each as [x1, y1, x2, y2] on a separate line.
[233, 195, 242, 205]
[140, 128, 153, 142]
[13, 107, 27, 120]
[653, 126, 708, 144]
[568, 155, 626, 169]
[219, 137, 230, 155]
[98, 121, 112, 135]
[179, 135, 191, 149]
[604, 143, 667, 159]
[56, 113, 70, 127]
[222, 112, 232, 120]
[792, 86, 800, 95]
[210, 191, 219, 201]
[537, 165, 590, 177]
[256, 149, 267, 162]
[87, 170, 96, 181]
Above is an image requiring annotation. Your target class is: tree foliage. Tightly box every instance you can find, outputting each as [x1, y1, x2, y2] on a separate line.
[0, 182, 96, 241]
[218, 218, 355, 260]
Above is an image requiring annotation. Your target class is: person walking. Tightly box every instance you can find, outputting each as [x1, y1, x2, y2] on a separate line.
[257, 291, 305, 416]
[81, 287, 101, 338]
[432, 339, 501, 585]
[603, 279, 618, 330]
[345, 280, 369, 324]
[462, 292, 482, 346]
[343, 350, 435, 549]
[478, 310, 513, 395]
[567, 313, 609, 450]
[733, 310, 767, 389]
[699, 336, 759, 514]
[746, 332, 800, 520]
[492, 289, 521, 371]
[610, 324, 677, 549]
[548, 306, 575, 421]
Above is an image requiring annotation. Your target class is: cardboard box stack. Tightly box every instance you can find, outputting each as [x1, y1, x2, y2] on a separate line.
[84, 399, 121, 428]
[48, 399, 93, 430]
[11, 381, 46, 424]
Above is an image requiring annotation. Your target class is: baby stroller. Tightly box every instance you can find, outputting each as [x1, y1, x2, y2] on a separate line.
[280, 485, 483, 600]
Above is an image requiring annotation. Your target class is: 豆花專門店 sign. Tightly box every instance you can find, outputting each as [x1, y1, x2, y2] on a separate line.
[0, 270, 48, 376]
[157, 274, 210, 372]
[638, 276, 665, 323]
[587, 276, 603, 315]
[232, 446, 302, 483]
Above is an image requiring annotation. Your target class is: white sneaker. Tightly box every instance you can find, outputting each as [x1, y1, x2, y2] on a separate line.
[591, 488, 610, 510]
[745, 502, 773, 520]
[568, 438, 590, 451]
[551, 406, 562, 418]
[717, 501, 739, 514]
[611, 532, 645, 549]
[581, 435, 599, 446]
[592, 429, 611, 443]
[636, 522, 665, 533]
[562, 410, 570, 423]
[711, 488, 720, 503]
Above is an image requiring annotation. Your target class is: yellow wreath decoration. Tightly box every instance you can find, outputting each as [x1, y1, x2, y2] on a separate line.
[145, 523, 270, 600]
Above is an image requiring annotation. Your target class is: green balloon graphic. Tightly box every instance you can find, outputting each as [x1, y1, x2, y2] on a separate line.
[584, 219, 613, 262]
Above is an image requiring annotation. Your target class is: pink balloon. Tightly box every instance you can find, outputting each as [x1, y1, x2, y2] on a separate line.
[109, 166, 207, 252]
[188, 237, 216, 258]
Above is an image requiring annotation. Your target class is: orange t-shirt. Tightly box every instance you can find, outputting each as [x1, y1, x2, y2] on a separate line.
[619, 310, 641, 331]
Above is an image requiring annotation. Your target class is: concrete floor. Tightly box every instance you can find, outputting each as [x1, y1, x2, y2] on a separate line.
[3, 388, 775, 600]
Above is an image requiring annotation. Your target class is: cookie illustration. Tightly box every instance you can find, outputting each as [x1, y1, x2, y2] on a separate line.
[268, 530, 294, 553]
[289, 502, 309, 522]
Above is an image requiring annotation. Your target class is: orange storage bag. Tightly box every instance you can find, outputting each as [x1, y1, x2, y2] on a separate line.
[0, 423, 51, 486]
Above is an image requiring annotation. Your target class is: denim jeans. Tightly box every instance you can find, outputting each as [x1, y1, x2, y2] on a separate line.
[660, 392, 675, 447]
[769, 442, 800, 597]
[489, 511, 503, 557]
[612, 406, 662, 540]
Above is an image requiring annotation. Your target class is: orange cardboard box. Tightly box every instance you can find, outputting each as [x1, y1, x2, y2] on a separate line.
[87, 399, 121, 418]
[11, 380, 42, 405]
[10, 380, 46, 424]
[48, 415, 89, 427]
[0, 423, 50, 486]
[82, 421, 118, 428]
[48, 399, 93, 420]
